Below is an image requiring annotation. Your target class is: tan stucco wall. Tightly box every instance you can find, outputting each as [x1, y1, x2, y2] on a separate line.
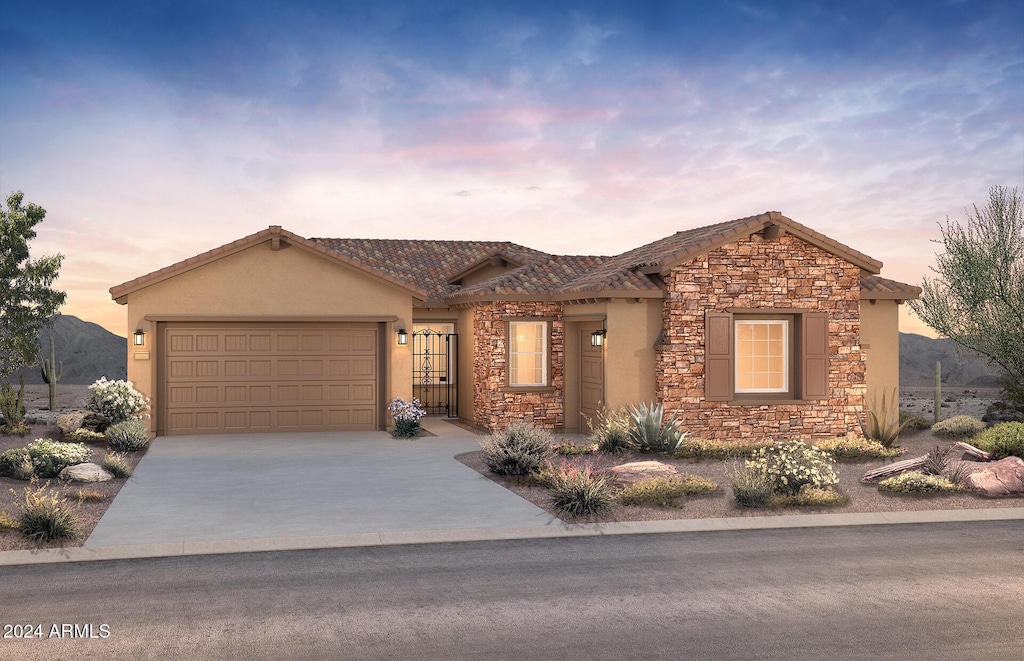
[122, 240, 414, 433]
[605, 298, 661, 409]
[860, 299, 901, 412]
[456, 307, 476, 425]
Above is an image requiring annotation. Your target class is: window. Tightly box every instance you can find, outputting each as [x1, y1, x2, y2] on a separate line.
[735, 319, 789, 393]
[508, 320, 548, 387]
[705, 310, 828, 402]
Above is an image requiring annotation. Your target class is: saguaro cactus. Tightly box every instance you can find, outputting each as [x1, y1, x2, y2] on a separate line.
[41, 336, 62, 411]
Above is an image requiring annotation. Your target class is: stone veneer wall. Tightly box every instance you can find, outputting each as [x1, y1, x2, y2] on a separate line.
[657, 232, 864, 439]
[472, 301, 565, 430]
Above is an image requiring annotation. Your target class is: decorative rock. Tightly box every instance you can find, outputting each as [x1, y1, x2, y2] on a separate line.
[59, 462, 114, 483]
[81, 412, 112, 433]
[965, 457, 1024, 497]
[57, 410, 87, 436]
[608, 461, 679, 487]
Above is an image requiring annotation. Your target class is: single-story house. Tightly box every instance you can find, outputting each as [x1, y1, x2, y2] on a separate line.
[110, 211, 920, 438]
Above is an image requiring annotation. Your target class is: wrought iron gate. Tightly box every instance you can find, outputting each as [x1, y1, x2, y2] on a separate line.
[412, 329, 458, 418]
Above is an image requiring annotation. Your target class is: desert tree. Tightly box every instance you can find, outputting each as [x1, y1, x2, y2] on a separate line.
[1, 191, 67, 378]
[909, 185, 1023, 400]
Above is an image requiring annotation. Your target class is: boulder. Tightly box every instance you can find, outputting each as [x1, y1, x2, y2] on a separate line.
[57, 410, 87, 436]
[965, 457, 1024, 497]
[608, 460, 679, 487]
[81, 412, 112, 433]
[59, 462, 114, 483]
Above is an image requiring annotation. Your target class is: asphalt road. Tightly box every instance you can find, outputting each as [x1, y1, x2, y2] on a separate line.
[1, 522, 1022, 660]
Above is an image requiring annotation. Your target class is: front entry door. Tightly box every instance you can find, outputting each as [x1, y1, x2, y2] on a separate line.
[580, 322, 605, 433]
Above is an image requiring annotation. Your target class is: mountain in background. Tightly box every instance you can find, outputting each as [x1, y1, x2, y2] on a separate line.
[9, 315, 127, 385]
[899, 332, 1003, 387]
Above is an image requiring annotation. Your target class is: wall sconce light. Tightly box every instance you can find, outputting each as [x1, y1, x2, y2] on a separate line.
[133, 329, 146, 346]
[397, 329, 408, 345]
[590, 329, 606, 347]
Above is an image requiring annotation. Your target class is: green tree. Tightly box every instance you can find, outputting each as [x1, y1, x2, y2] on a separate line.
[1, 191, 67, 378]
[909, 185, 1024, 400]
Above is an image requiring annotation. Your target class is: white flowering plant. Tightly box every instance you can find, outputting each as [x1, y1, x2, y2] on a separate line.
[388, 397, 426, 439]
[87, 378, 150, 423]
[746, 440, 838, 496]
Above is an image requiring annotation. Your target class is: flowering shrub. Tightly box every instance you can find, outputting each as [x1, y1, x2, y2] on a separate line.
[388, 397, 426, 438]
[546, 459, 616, 517]
[87, 378, 149, 423]
[746, 441, 838, 496]
[26, 439, 91, 478]
[813, 435, 903, 460]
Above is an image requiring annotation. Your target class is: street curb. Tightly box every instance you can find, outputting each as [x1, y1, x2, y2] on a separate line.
[2, 507, 1021, 567]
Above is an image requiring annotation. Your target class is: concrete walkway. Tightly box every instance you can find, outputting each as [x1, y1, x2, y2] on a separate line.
[2, 418, 1022, 566]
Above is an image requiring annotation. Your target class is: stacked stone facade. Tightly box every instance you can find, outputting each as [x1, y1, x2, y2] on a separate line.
[657, 232, 864, 439]
[472, 301, 565, 430]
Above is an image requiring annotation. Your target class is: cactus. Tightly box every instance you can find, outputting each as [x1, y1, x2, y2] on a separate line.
[934, 360, 942, 425]
[0, 375, 27, 430]
[41, 336, 63, 411]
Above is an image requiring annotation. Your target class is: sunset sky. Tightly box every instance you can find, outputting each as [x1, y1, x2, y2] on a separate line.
[2, 0, 1022, 339]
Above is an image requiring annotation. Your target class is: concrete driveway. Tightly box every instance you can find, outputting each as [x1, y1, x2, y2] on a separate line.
[86, 419, 554, 547]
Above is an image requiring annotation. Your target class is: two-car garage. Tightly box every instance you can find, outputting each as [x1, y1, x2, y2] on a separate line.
[158, 322, 381, 435]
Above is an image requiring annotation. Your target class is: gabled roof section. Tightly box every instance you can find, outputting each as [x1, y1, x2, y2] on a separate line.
[860, 274, 922, 300]
[446, 251, 525, 285]
[109, 226, 431, 303]
[310, 238, 550, 303]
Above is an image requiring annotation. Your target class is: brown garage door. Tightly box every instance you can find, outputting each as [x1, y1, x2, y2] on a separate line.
[160, 323, 379, 435]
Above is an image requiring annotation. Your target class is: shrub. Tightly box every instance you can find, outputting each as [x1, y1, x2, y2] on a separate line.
[553, 440, 596, 456]
[13, 480, 80, 542]
[0, 377, 27, 432]
[626, 401, 688, 453]
[87, 377, 149, 423]
[586, 406, 636, 454]
[931, 414, 986, 439]
[388, 397, 426, 439]
[620, 475, 717, 506]
[548, 460, 616, 517]
[813, 436, 903, 460]
[726, 461, 775, 508]
[972, 422, 1024, 459]
[479, 422, 554, 476]
[65, 428, 106, 444]
[26, 439, 90, 478]
[878, 471, 968, 494]
[105, 419, 150, 452]
[673, 438, 773, 460]
[0, 448, 35, 480]
[747, 441, 838, 496]
[102, 451, 133, 478]
[859, 388, 912, 447]
[781, 486, 849, 507]
[899, 410, 930, 431]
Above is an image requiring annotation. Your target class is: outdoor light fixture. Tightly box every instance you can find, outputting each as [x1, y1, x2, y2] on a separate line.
[397, 328, 408, 345]
[591, 329, 606, 347]
[133, 329, 145, 346]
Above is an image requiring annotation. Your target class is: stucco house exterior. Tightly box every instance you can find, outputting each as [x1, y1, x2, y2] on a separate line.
[110, 211, 920, 438]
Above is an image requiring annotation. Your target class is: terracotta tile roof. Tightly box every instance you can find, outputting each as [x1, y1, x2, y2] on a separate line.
[309, 238, 551, 301]
[112, 212, 903, 306]
[860, 274, 922, 300]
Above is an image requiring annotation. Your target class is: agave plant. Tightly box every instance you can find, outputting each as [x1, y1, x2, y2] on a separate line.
[859, 388, 912, 448]
[626, 402, 689, 453]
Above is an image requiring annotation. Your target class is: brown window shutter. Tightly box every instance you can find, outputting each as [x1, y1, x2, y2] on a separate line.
[705, 311, 733, 401]
[801, 312, 829, 399]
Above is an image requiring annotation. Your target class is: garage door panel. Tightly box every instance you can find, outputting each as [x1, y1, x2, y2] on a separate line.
[162, 324, 379, 435]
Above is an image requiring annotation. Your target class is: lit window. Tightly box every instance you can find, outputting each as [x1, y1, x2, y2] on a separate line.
[509, 321, 547, 386]
[735, 320, 789, 393]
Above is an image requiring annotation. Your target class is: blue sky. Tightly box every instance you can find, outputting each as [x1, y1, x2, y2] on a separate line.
[2, 0, 1022, 336]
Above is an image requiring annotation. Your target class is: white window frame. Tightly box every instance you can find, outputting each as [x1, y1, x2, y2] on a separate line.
[734, 319, 790, 394]
[508, 320, 548, 387]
